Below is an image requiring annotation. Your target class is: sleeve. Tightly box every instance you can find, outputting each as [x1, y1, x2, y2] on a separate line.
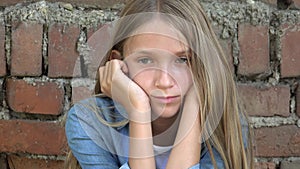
[188, 164, 200, 169]
[65, 103, 128, 169]
[119, 162, 131, 169]
[198, 148, 225, 169]
[197, 115, 249, 169]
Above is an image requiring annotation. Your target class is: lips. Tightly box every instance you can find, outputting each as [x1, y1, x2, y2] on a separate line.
[151, 95, 180, 104]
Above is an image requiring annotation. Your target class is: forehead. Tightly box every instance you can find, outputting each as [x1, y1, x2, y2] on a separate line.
[124, 33, 188, 55]
[123, 19, 188, 55]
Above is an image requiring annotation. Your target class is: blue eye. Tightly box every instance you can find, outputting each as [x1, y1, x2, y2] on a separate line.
[175, 56, 189, 64]
[137, 57, 153, 64]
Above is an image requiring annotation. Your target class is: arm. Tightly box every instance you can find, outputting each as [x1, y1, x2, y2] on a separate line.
[66, 104, 122, 169]
[128, 121, 155, 169]
[166, 87, 201, 169]
[99, 59, 155, 169]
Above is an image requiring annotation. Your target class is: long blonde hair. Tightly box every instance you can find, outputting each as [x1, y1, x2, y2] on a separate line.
[65, 0, 253, 168]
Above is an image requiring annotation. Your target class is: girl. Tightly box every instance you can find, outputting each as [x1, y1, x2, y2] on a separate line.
[65, 0, 253, 169]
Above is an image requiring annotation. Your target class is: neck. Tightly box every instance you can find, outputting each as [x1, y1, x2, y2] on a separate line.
[151, 112, 181, 146]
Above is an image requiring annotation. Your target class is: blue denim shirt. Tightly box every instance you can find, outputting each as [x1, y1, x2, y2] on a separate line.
[65, 97, 230, 169]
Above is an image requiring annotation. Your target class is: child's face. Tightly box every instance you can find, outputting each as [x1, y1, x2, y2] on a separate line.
[123, 32, 193, 119]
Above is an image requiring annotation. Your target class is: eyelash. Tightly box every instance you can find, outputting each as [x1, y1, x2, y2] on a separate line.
[137, 57, 153, 64]
[175, 56, 189, 64]
[136, 56, 190, 65]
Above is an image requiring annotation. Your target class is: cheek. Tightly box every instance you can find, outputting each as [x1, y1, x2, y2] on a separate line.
[130, 68, 193, 96]
[131, 71, 154, 94]
[173, 69, 193, 94]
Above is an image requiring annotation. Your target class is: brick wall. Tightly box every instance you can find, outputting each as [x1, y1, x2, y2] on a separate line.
[0, 0, 299, 169]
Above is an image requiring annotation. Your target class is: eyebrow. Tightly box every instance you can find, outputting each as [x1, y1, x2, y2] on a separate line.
[132, 49, 190, 56]
[175, 49, 191, 56]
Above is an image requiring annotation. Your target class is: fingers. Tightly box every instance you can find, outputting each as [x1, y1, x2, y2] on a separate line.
[99, 59, 128, 97]
[110, 59, 129, 76]
[99, 65, 110, 97]
[120, 60, 129, 75]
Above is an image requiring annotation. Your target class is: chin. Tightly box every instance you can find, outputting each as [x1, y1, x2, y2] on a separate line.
[151, 105, 181, 120]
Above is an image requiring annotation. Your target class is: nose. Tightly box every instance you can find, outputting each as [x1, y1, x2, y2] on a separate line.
[154, 70, 175, 89]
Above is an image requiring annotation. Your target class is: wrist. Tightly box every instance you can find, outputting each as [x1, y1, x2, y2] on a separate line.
[127, 108, 152, 123]
[125, 98, 151, 123]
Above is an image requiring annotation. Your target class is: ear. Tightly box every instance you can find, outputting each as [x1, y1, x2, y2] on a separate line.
[109, 50, 123, 60]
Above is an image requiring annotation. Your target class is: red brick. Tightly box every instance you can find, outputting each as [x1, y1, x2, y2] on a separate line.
[72, 86, 93, 104]
[254, 162, 276, 169]
[11, 22, 43, 76]
[254, 125, 300, 157]
[6, 79, 64, 115]
[238, 24, 270, 76]
[295, 0, 300, 8]
[87, 24, 103, 40]
[48, 24, 81, 77]
[0, 0, 125, 7]
[297, 84, 300, 117]
[0, 119, 67, 155]
[238, 84, 290, 117]
[0, 80, 3, 107]
[0, 154, 7, 169]
[86, 23, 112, 78]
[8, 155, 64, 169]
[0, 24, 6, 77]
[280, 160, 300, 169]
[281, 24, 300, 78]
[219, 39, 234, 74]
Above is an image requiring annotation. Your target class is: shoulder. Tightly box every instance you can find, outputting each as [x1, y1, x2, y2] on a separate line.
[67, 96, 127, 124]
[65, 96, 129, 150]
[200, 143, 225, 169]
[65, 97, 130, 166]
[240, 113, 250, 148]
[66, 97, 128, 141]
[69, 96, 114, 114]
[66, 97, 113, 136]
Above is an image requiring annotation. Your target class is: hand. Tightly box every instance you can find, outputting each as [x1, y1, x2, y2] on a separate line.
[175, 86, 200, 144]
[99, 59, 155, 168]
[183, 86, 199, 113]
[166, 86, 201, 169]
[99, 59, 151, 122]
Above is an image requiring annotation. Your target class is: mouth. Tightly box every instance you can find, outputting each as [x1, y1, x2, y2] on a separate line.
[151, 95, 180, 104]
